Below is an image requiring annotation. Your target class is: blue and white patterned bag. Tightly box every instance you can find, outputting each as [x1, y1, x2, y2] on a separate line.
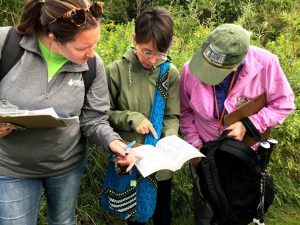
[101, 61, 171, 222]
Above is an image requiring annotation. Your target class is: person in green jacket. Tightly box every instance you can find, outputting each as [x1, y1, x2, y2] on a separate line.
[105, 6, 180, 225]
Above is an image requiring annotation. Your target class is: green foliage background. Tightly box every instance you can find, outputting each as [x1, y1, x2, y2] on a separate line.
[1, 0, 299, 224]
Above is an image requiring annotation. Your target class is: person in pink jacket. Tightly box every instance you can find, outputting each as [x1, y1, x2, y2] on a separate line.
[179, 24, 295, 225]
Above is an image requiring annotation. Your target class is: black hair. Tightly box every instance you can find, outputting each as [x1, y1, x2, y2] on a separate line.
[135, 7, 173, 53]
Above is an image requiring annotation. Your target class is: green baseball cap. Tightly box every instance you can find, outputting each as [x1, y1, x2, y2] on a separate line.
[189, 24, 251, 85]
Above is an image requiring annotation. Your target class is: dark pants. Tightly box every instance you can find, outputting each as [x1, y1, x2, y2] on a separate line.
[127, 178, 172, 225]
[153, 178, 172, 225]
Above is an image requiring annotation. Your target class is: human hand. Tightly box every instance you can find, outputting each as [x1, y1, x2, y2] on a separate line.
[191, 157, 202, 167]
[225, 121, 246, 141]
[0, 123, 16, 137]
[191, 145, 203, 167]
[108, 140, 142, 172]
[135, 118, 158, 139]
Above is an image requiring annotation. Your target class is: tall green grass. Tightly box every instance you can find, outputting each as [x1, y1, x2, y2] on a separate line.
[1, 0, 298, 224]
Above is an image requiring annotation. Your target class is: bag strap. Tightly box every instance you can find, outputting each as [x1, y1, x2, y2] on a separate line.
[218, 129, 261, 174]
[197, 142, 229, 224]
[220, 139, 261, 174]
[0, 27, 96, 94]
[83, 56, 96, 94]
[241, 117, 262, 142]
[0, 27, 24, 82]
[144, 61, 170, 146]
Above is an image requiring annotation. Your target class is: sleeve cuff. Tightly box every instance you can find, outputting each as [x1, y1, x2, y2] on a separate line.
[130, 113, 146, 130]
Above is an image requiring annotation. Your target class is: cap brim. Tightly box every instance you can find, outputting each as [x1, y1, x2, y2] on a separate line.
[189, 47, 233, 85]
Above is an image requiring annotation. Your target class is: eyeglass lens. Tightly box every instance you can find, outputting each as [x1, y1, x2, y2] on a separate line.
[71, 9, 86, 25]
[89, 2, 103, 18]
[71, 2, 103, 25]
[139, 45, 165, 58]
[50, 2, 103, 27]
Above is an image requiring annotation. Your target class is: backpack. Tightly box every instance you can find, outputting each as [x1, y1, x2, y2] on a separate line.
[0, 27, 96, 93]
[196, 129, 275, 225]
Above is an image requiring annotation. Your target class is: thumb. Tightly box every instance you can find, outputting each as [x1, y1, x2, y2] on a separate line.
[109, 140, 126, 156]
[226, 124, 234, 131]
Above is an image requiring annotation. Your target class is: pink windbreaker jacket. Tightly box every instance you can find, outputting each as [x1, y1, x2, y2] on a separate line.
[180, 45, 295, 148]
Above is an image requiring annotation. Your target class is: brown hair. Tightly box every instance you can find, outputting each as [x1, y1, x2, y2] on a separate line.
[16, 0, 100, 43]
[135, 7, 173, 53]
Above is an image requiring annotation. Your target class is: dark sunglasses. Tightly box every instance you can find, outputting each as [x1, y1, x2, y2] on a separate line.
[49, 2, 103, 27]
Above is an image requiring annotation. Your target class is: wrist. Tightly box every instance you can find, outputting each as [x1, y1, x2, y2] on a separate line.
[191, 139, 202, 150]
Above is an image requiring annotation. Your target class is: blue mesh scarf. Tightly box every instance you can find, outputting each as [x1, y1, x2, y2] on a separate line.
[101, 61, 170, 223]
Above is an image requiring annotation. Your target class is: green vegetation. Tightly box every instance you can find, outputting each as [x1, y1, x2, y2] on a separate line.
[1, 0, 299, 224]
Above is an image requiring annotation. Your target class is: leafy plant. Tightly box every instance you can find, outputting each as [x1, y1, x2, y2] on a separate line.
[1, 0, 300, 224]
[0, 0, 23, 26]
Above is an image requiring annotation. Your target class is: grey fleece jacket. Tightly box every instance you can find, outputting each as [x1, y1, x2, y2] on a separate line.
[0, 26, 120, 178]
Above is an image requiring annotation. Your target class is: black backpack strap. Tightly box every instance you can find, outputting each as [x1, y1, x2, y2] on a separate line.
[197, 142, 230, 224]
[241, 117, 262, 142]
[219, 139, 261, 174]
[82, 56, 96, 94]
[0, 27, 24, 82]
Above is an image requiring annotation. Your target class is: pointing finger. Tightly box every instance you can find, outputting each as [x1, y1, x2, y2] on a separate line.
[148, 124, 158, 139]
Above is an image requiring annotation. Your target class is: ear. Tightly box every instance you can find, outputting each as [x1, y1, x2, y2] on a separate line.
[132, 33, 137, 46]
[48, 33, 57, 42]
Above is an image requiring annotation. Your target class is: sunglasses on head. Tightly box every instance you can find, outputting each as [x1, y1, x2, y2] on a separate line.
[48, 2, 103, 27]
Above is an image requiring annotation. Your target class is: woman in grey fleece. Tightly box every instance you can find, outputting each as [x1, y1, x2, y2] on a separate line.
[0, 0, 137, 224]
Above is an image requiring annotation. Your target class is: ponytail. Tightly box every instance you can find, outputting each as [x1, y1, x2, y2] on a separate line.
[16, 0, 44, 35]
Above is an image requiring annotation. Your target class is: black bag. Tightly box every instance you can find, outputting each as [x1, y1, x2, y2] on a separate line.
[196, 133, 275, 225]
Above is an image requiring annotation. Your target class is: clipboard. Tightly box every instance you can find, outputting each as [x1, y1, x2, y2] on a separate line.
[224, 93, 270, 146]
[0, 114, 77, 128]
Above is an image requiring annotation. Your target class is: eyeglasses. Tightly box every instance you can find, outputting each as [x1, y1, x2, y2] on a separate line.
[138, 45, 167, 59]
[48, 2, 103, 27]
